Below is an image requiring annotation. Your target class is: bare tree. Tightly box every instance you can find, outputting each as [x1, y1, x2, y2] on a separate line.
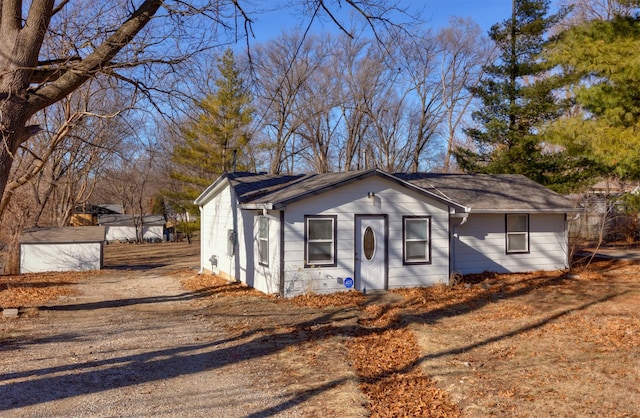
[557, 0, 639, 28]
[333, 34, 376, 171]
[1, 0, 404, 215]
[1, 0, 162, 206]
[437, 18, 493, 172]
[0, 187, 34, 274]
[296, 38, 340, 173]
[396, 29, 446, 172]
[252, 32, 324, 174]
[23, 81, 133, 226]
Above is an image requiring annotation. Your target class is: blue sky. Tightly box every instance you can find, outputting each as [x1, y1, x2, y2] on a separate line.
[249, 0, 515, 42]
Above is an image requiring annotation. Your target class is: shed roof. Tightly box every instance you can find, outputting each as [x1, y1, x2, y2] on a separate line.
[98, 214, 166, 226]
[20, 226, 106, 244]
[73, 203, 122, 215]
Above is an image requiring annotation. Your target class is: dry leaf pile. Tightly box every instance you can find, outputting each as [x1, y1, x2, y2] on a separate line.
[181, 272, 272, 299]
[0, 271, 97, 308]
[348, 327, 460, 417]
[287, 290, 366, 308]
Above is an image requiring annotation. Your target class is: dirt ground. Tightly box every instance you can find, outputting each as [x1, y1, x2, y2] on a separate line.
[2, 242, 640, 417]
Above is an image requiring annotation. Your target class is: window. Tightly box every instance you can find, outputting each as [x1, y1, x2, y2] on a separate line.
[403, 216, 431, 264]
[305, 215, 337, 267]
[506, 214, 529, 253]
[363, 226, 375, 261]
[258, 216, 269, 266]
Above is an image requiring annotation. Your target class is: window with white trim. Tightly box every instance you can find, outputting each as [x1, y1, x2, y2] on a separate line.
[305, 215, 337, 267]
[258, 216, 269, 266]
[506, 214, 529, 253]
[403, 216, 431, 264]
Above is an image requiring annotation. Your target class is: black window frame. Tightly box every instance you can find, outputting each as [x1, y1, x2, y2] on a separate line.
[505, 213, 530, 254]
[304, 215, 338, 268]
[402, 215, 432, 265]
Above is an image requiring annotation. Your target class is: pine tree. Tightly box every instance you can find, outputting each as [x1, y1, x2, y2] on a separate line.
[169, 48, 254, 213]
[455, 0, 598, 192]
[544, 15, 640, 180]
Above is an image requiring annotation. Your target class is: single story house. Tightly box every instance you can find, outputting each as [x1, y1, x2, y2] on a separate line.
[195, 169, 577, 297]
[98, 214, 165, 242]
[20, 226, 105, 274]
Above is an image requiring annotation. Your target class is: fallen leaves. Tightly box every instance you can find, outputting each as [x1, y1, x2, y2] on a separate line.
[571, 313, 640, 352]
[0, 271, 99, 308]
[348, 327, 460, 417]
[3, 252, 640, 417]
[180, 272, 273, 299]
[287, 290, 365, 308]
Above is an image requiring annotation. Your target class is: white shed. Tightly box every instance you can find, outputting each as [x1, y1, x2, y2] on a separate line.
[98, 215, 165, 242]
[19, 226, 105, 274]
[196, 169, 577, 298]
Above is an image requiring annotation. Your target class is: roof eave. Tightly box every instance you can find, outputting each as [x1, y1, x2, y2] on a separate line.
[239, 203, 275, 210]
[469, 208, 581, 214]
[263, 169, 470, 212]
[194, 173, 229, 206]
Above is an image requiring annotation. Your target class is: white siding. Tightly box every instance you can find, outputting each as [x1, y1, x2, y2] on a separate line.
[20, 243, 102, 273]
[199, 182, 281, 294]
[282, 177, 451, 297]
[142, 225, 163, 241]
[453, 213, 568, 274]
[105, 226, 137, 242]
[199, 183, 239, 280]
[250, 211, 282, 295]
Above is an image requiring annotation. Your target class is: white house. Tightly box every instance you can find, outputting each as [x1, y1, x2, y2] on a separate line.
[20, 226, 105, 273]
[195, 169, 577, 297]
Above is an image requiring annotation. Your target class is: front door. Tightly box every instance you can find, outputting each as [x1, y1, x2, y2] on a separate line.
[355, 215, 387, 292]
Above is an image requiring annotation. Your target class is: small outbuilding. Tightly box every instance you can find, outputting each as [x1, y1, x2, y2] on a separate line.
[195, 169, 578, 297]
[19, 226, 106, 274]
[98, 214, 165, 242]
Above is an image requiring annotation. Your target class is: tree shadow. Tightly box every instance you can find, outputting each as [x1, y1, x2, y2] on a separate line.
[1, 269, 630, 415]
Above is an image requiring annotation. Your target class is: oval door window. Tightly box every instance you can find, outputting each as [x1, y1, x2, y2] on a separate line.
[363, 226, 375, 260]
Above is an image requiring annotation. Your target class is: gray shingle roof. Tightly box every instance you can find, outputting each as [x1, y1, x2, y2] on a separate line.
[239, 170, 467, 211]
[243, 171, 379, 206]
[20, 226, 106, 244]
[227, 172, 306, 203]
[197, 170, 577, 213]
[395, 173, 577, 212]
[97, 214, 166, 226]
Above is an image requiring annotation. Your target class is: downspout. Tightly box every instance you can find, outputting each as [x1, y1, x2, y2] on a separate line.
[279, 211, 285, 297]
[198, 206, 204, 274]
[450, 211, 469, 277]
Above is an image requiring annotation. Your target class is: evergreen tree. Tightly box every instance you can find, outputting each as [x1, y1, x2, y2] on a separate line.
[169, 48, 254, 213]
[455, 0, 599, 192]
[544, 15, 640, 180]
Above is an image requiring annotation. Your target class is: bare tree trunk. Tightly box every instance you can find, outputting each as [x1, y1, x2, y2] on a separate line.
[0, 0, 162, 208]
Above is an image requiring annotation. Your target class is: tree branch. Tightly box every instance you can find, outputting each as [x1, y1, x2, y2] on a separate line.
[26, 0, 163, 116]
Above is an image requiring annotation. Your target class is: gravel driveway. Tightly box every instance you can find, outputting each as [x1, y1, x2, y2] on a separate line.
[1, 269, 308, 417]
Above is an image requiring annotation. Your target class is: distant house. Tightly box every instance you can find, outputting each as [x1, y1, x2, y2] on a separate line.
[570, 178, 640, 242]
[195, 169, 577, 297]
[98, 214, 166, 242]
[70, 203, 123, 226]
[20, 226, 105, 273]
